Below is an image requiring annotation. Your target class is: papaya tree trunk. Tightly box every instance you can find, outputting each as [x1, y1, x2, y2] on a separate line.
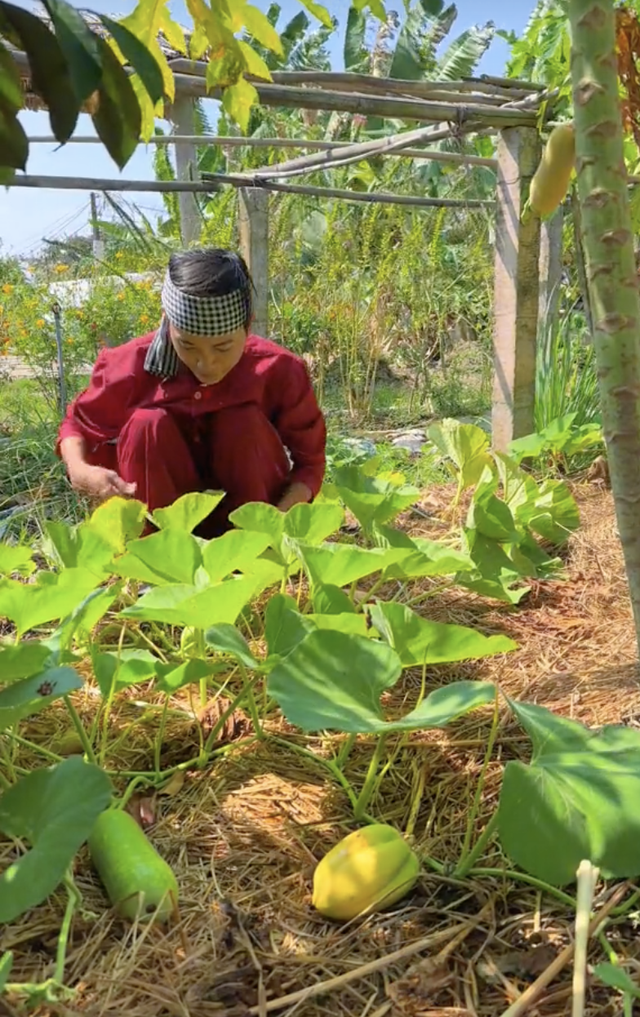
[569, 0, 640, 647]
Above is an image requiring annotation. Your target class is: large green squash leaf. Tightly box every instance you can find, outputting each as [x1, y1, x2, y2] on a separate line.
[427, 419, 493, 492]
[499, 701, 640, 886]
[369, 601, 517, 667]
[333, 465, 419, 533]
[0, 758, 112, 922]
[268, 627, 495, 734]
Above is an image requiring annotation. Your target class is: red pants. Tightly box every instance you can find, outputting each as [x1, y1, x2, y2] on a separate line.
[114, 406, 290, 537]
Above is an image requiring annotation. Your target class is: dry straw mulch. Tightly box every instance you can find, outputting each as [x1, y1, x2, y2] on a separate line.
[2, 482, 640, 1017]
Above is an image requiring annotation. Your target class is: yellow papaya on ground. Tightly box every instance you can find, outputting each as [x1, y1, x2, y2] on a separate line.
[529, 122, 575, 217]
[312, 824, 419, 922]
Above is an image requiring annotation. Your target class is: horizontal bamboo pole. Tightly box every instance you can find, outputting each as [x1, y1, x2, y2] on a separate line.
[167, 61, 538, 98]
[246, 120, 484, 181]
[10, 46, 544, 126]
[477, 73, 546, 91]
[201, 175, 495, 208]
[166, 61, 535, 105]
[10, 45, 542, 99]
[8, 173, 494, 208]
[25, 133, 497, 167]
[8, 175, 219, 193]
[171, 72, 540, 126]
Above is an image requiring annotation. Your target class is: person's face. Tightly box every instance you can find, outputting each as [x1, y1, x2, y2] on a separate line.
[168, 320, 248, 385]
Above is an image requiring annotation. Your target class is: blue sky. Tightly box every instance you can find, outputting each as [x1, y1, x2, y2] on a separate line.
[0, 0, 535, 256]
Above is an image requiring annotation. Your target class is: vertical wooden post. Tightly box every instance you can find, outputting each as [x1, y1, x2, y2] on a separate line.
[538, 208, 563, 335]
[238, 187, 269, 336]
[492, 127, 542, 451]
[170, 95, 200, 247]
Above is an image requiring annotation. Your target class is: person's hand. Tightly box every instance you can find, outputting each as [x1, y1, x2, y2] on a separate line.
[277, 482, 312, 513]
[68, 463, 136, 502]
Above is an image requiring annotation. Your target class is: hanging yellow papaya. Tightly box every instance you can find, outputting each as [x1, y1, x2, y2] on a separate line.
[312, 824, 419, 922]
[529, 123, 576, 217]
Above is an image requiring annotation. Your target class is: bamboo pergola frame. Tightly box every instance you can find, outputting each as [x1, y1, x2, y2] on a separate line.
[25, 135, 498, 169]
[7, 42, 556, 449]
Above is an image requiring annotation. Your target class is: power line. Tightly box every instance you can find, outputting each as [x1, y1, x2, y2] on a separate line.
[18, 200, 91, 257]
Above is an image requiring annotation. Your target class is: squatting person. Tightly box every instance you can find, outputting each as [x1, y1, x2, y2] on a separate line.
[57, 248, 326, 537]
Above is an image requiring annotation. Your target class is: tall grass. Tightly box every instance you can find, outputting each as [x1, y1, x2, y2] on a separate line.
[534, 300, 600, 432]
[268, 194, 494, 422]
[0, 379, 82, 539]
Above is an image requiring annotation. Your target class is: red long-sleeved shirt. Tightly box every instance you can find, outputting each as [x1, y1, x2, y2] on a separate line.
[57, 332, 326, 497]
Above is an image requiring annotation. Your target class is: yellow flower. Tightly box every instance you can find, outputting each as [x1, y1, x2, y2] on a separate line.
[20, 329, 27, 338]
[139, 314, 149, 324]
[55, 264, 69, 273]
[115, 252, 124, 259]
[2, 284, 13, 295]
[76, 309, 84, 318]
[36, 318, 45, 327]
[117, 292, 125, 301]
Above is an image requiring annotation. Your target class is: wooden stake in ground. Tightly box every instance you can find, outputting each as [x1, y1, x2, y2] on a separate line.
[572, 860, 599, 1017]
[569, 0, 640, 651]
[498, 880, 629, 1017]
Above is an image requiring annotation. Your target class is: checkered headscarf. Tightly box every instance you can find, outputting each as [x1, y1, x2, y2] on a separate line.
[160, 270, 250, 337]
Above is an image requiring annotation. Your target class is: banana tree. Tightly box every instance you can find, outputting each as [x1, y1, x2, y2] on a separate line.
[343, 0, 494, 82]
[341, 0, 497, 197]
[507, 1, 571, 112]
[250, 2, 333, 73]
[569, 0, 640, 649]
[508, 1, 640, 184]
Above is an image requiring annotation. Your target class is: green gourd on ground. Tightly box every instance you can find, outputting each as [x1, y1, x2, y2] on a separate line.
[88, 808, 178, 922]
[312, 824, 419, 921]
[529, 123, 576, 217]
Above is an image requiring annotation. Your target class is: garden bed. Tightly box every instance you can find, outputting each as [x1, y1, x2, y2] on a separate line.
[2, 482, 638, 1017]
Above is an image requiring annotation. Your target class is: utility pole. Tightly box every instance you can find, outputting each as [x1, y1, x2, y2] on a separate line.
[90, 192, 105, 261]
